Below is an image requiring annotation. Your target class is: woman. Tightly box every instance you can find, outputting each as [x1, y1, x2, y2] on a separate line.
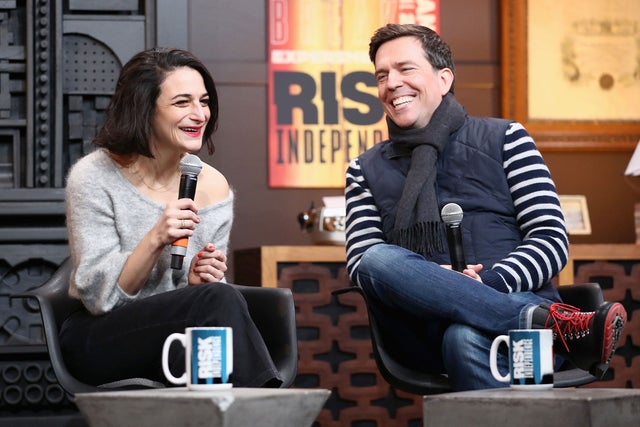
[61, 48, 282, 388]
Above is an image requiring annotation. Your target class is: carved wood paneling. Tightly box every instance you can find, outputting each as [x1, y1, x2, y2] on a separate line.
[277, 262, 422, 427]
[574, 260, 640, 389]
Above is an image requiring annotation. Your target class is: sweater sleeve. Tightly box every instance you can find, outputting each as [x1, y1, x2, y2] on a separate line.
[65, 152, 138, 315]
[345, 157, 386, 285]
[478, 122, 569, 293]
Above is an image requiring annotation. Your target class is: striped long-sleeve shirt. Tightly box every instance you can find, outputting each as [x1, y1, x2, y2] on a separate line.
[344, 122, 569, 293]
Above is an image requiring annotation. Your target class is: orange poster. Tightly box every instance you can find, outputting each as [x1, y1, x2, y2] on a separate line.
[268, 0, 440, 188]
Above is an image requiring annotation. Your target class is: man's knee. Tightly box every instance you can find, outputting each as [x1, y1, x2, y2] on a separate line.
[360, 243, 403, 273]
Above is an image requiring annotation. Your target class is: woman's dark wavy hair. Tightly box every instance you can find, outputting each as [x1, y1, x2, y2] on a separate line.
[94, 47, 219, 157]
[369, 24, 456, 94]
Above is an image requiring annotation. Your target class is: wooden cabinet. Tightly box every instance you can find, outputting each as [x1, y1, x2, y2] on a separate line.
[234, 245, 346, 287]
[559, 243, 640, 284]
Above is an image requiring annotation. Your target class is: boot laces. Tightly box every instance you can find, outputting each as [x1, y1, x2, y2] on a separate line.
[544, 303, 593, 353]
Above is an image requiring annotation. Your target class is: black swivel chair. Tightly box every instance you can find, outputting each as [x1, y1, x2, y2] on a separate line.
[13, 258, 299, 399]
[333, 282, 603, 395]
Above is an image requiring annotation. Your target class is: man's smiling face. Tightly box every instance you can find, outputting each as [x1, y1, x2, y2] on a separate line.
[374, 36, 453, 129]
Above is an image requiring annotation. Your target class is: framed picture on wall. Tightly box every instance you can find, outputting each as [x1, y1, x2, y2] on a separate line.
[559, 195, 592, 235]
[500, 0, 640, 151]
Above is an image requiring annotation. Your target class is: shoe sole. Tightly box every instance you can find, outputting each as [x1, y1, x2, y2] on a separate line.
[590, 301, 627, 378]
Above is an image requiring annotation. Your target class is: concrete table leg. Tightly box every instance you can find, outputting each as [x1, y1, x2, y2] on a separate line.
[75, 387, 330, 427]
[423, 388, 640, 427]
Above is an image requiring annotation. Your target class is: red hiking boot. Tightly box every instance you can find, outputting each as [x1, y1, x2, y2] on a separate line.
[532, 301, 627, 378]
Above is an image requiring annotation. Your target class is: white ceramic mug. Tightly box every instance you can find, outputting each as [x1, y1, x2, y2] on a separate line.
[161, 327, 233, 390]
[489, 329, 553, 389]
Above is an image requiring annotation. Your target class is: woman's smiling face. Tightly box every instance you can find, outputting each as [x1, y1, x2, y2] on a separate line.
[151, 67, 210, 154]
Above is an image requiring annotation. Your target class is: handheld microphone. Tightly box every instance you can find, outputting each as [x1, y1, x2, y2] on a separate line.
[171, 154, 203, 270]
[440, 202, 466, 272]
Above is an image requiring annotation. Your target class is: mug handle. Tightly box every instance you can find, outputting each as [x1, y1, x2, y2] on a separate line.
[161, 333, 187, 385]
[489, 335, 510, 383]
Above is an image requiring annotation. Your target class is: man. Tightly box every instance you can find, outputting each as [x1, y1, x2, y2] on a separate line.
[344, 23, 626, 391]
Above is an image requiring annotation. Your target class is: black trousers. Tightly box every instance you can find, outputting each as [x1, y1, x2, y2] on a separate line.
[59, 283, 282, 388]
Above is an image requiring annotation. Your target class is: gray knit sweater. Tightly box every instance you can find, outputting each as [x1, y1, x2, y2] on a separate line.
[65, 149, 234, 315]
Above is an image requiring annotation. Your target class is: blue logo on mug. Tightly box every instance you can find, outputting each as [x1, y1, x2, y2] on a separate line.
[510, 332, 542, 385]
[191, 328, 230, 385]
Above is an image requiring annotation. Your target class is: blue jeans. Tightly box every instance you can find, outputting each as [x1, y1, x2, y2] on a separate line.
[356, 244, 559, 391]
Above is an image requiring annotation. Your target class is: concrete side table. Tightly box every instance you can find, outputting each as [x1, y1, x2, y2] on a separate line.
[423, 388, 640, 427]
[74, 387, 330, 427]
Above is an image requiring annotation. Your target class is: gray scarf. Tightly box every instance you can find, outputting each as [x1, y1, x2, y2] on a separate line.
[388, 93, 466, 257]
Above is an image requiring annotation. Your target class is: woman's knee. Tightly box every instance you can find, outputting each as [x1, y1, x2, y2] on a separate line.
[186, 284, 248, 324]
[191, 282, 242, 302]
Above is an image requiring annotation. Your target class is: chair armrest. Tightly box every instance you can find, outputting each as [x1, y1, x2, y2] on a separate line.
[232, 284, 298, 388]
[557, 283, 603, 311]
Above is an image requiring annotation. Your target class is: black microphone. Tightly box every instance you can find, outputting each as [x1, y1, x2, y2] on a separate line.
[171, 154, 203, 270]
[441, 202, 466, 272]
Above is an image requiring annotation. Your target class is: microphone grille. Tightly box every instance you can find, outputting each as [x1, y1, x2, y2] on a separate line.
[441, 203, 463, 225]
[180, 154, 203, 176]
